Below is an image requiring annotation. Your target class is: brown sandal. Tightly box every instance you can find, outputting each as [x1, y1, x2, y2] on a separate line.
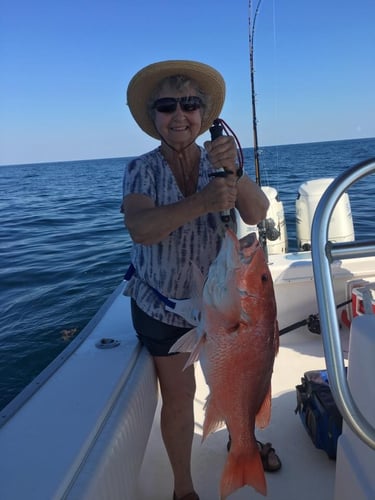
[226, 435, 282, 472]
[257, 440, 282, 472]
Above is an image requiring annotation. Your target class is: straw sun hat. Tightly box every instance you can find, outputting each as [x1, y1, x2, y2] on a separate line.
[126, 60, 226, 139]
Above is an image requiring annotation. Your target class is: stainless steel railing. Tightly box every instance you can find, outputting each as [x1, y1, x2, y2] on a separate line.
[311, 157, 375, 450]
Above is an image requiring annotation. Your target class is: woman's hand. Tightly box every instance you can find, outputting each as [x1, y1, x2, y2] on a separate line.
[201, 134, 238, 213]
[199, 172, 237, 213]
[204, 134, 270, 225]
[204, 135, 237, 174]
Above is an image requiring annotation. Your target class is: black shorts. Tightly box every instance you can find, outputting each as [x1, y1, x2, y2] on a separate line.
[130, 299, 191, 356]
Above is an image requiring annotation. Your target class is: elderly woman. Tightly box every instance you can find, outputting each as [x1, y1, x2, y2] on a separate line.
[122, 60, 277, 500]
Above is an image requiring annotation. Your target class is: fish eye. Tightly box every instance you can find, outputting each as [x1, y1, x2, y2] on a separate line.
[261, 274, 268, 282]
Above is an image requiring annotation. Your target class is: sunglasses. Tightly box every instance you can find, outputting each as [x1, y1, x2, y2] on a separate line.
[152, 96, 203, 113]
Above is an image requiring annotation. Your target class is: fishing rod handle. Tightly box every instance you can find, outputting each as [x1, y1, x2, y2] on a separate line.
[209, 119, 231, 223]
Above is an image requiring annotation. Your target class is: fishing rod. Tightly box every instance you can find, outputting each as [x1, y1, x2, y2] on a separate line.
[248, 0, 268, 258]
[279, 299, 353, 336]
[249, 0, 263, 187]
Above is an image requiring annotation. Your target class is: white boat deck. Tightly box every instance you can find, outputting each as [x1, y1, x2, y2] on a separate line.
[138, 324, 349, 500]
[0, 250, 373, 500]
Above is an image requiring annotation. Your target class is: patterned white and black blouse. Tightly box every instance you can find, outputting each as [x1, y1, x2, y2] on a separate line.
[122, 146, 236, 327]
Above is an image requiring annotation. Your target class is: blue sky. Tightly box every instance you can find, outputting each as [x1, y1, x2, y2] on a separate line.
[1, 0, 374, 165]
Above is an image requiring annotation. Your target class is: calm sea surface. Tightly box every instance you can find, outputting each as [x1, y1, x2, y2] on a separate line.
[1, 137, 374, 411]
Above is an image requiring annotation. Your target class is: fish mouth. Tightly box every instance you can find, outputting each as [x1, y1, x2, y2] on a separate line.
[238, 232, 260, 264]
[239, 231, 258, 251]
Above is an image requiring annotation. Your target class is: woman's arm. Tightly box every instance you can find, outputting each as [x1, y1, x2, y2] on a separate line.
[122, 193, 206, 245]
[235, 174, 269, 225]
[122, 173, 237, 245]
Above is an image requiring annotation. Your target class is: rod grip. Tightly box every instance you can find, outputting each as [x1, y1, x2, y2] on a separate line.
[209, 120, 230, 223]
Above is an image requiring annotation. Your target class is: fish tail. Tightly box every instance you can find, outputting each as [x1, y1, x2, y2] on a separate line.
[220, 448, 266, 499]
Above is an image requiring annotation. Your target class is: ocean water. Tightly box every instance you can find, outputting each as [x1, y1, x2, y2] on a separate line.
[1, 137, 374, 411]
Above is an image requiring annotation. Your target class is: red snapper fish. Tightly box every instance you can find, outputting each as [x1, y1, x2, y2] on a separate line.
[171, 229, 279, 498]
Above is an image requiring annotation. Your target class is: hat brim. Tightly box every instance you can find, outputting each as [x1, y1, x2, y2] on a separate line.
[126, 60, 225, 139]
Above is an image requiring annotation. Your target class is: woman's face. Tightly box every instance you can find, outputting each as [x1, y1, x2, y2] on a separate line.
[152, 82, 203, 150]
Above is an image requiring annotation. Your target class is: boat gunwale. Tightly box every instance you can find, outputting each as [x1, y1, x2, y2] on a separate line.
[0, 280, 127, 428]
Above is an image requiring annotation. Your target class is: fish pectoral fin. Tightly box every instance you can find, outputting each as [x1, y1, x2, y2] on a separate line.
[255, 385, 272, 429]
[169, 328, 207, 370]
[169, 328, 198, 354]
[183, 333, 206, 369]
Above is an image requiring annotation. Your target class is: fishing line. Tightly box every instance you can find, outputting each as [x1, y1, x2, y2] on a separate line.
[213, 118, 244, 170]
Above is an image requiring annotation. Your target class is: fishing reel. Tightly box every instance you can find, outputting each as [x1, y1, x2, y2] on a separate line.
[307, 314, 321, 335]
[264, 218, 281, 241]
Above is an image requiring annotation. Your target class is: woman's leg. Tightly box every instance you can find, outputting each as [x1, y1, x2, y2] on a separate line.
[154, 353, 197, 498]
